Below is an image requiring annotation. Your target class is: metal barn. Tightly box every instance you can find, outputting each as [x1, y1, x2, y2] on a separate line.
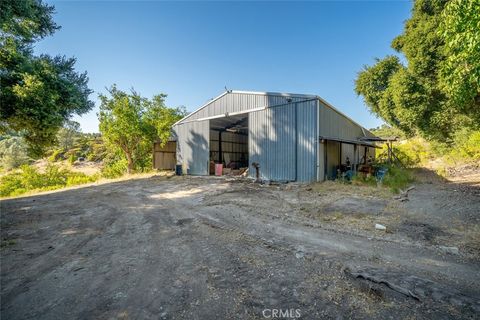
[171, 90, 377, 182]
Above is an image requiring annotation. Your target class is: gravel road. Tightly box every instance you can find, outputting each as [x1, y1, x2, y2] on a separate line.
[1, 175, 479, 319]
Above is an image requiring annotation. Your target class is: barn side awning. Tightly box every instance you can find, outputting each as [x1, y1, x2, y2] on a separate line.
[319, 136, 380, 148]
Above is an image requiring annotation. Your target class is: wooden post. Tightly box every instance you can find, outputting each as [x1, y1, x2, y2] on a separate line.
[353, 144, 358, 173]
[218, 131, 222, 164]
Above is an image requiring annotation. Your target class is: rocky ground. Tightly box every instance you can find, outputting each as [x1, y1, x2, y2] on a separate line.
[1, 172, 479, 319]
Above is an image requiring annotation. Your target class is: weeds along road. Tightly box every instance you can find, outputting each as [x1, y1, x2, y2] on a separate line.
[1, 176, 479, 319]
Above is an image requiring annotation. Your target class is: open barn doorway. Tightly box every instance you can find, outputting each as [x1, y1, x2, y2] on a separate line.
[209, 114, 249, 176]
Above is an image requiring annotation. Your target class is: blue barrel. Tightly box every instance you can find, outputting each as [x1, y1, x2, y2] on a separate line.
[175, 164, 182, 176]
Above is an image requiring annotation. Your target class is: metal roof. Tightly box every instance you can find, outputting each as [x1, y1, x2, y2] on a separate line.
[174, 90, 373, 136]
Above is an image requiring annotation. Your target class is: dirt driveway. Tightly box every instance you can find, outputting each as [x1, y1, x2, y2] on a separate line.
[1, 175, 479, 319]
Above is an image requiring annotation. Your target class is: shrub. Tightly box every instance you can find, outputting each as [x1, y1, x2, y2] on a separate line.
[450, 129, 480, 161]
[101, 158, 128, 178]
[382, 165, 414, 193]
[350, 165, 413, 193]
[351, 174, 377, 186]
[68, 153, 76, 165]
[86, 141, 107, 162]
[66, 173, 99, 186]
[0, 164, 100, 197]
[394, 138, 432, 167]
[48, 149, 64, 162]
[0, 136, 30, 170]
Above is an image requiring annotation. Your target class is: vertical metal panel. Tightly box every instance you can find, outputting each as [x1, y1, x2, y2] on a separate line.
[318, 101, 375, 180]
[173, 121, 209, 175]
[318, 101, 365, 140]
[341, 144, 354, 164]
[296, 100, 317, 182]
[318, 142, 325, 181]
[325, 141, 341, 179]
[249, 103, 296, 181]
[185, 92, 309, 122]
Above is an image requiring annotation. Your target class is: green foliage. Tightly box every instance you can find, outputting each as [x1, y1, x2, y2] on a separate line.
[383, 138, 431, 167]
[351, 174, 377, 187]
[440, 0, 480, 111]
[66, 174, 99, 186]
[370, 124, 406, 139]
[68, 153, 76, 165]
[43, 128, 106, 164]
[98, 85, 186, 173]
[351, 165, 413, 193]
[86, 139, 107, 162]
[0, 135, 30, 170]
[101, 158, 128, 179]
[0, 164, 98, 197]
[0, 0, 58, 42]
[355, 0, 479, 141]
[446, 129, 480, 162]
[48, 148, 63, 162]
[56, 121, 81, 152]
[0, 0, 93, 157]
[395, 130, 480, 166]
[382, 165, 414, 193]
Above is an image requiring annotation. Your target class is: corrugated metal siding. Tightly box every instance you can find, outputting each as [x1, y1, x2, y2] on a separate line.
[318, 101, 377, 180]
[341, 143, 354, 163]
[249, 99, 317, 182]
[296, 100, 317, 181]
[182, 93, 309, 122]
[318, 143, 325, 181]
[173, 121, 209, 175]
[249, 104, 296, 181]
[318, 101, 366, 140]
[173, 92, 375, 181]
[325, 141, 341, 179]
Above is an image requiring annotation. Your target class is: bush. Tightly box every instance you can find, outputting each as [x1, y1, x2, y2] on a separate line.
[68, 153, 76, 165]
[48, 149, 64, 162]
[449, 129, 480, 161]
[388, 138, 431, 167]
[382, 165, 414, 193]
[351, 174, 377, 186]
[0, 164, 100, 197]
[101, 158, 128, 178]
[382, 130, 480, 168]
[0, 136, 30, 170]
[350, 165, 413, 193]
[66, 173, 99, 186]
[86, 140, 107, 162]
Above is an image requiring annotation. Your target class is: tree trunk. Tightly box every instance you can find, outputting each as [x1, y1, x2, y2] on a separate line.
[125, 152, 134, 174]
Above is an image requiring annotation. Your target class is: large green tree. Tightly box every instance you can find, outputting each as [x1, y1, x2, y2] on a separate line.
[355, 0, 480, 141]
[440, 0, 480, 112]
[98, 86, 186, 173]
[0, 0, 93, 157]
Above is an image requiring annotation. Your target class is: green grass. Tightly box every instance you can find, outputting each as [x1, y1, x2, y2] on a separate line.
[0, 164, 99, 198]
[0, 239, 16, 248]
[345, 165, 413, 194]
[381, 165, 414, 193]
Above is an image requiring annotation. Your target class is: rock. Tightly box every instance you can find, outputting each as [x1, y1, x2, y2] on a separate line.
[438, 246, 459, 255]
[375, 224, 387, 231]
[295, 245, 305, 259]
[295, 251, 304, 259]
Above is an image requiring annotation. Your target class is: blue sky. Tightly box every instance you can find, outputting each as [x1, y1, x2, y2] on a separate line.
[36, 1, 411, 133]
